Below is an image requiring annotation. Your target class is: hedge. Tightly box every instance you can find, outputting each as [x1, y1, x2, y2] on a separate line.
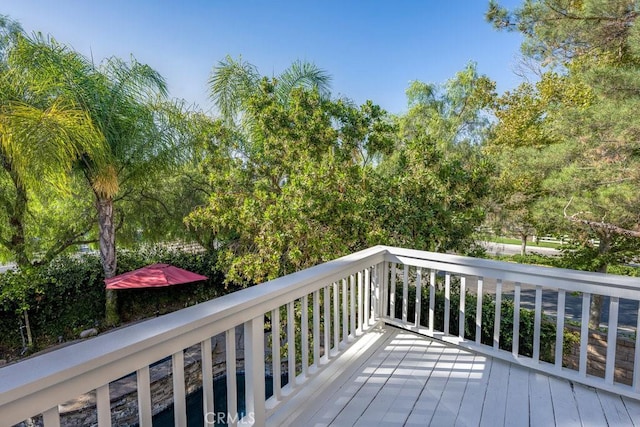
[0, 247, 227, 361]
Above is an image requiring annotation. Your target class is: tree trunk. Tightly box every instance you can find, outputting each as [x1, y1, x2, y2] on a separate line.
[8, 178, 30, 267]
[23, 310, 33, 348]
[589, 235, 611, 329]
[97, 195, 119, 325]
[520, 233, 527, 256]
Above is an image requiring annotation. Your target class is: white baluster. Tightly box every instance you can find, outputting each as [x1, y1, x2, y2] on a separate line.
[244, 316, 266, 425]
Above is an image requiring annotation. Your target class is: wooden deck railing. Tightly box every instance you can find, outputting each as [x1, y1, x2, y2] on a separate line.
[380, 247, 640, 400]
[1, 245, 640, 426]
[0, 246, 385, 427]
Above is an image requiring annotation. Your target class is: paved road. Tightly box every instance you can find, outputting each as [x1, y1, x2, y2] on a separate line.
[0, 263, 15, 273]
[464, 276, 638, 329]
[474, 242, 637, 328]
[480, 241, 560, 257]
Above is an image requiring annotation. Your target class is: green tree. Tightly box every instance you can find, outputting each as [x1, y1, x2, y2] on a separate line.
[401, 62, 495, 149]
[209, 55, 332, 127]
[187, 80, 390, 284]
[0, 32, 106, 267]
[371, 64, 495, 253]
[487, 0, 640, 326]
[13, 36, 185, 324]
[0, 23, 108, 345]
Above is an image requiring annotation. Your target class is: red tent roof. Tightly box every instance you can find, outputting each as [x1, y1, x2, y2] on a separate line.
[104, 263, 208, 290]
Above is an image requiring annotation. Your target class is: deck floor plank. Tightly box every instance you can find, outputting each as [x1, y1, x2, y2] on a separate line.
[479, 359, 510, 427]
[299, 330, 396, 427]
[548, 376, 581, 426]
[621, 396, 640, 427]
[351, 336, 418, 426]
[385, 339, 446, 426]
[400, 344, 451, 426]
[291, 328, 640, 427]
[454, 354, 492, 427]
[528, 372, 555, 427]
[572, 382, 608, 427]
[503, 364, 530, 427]
[598, 390, 634, 427]
[427, 351, 475, 427]
[337, 337, 434, 426]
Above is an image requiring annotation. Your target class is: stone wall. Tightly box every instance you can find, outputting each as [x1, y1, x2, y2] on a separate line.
[563, 326, 636, 386]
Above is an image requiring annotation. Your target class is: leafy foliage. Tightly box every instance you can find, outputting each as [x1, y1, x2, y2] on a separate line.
[0, 248, 226, 360]
[188, 81, 388, 283]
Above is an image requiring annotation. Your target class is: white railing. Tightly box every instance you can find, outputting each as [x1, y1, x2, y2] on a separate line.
[2, 245, 640, 426]
[0, 246, 386, 427]
[380, 247, 640, 400]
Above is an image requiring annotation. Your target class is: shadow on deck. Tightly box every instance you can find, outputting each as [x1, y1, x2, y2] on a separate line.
[277, 327, 640, 427]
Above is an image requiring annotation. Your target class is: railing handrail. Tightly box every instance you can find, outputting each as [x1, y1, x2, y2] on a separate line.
[0, 245, 387, 424]
[386, 246, 640, 297]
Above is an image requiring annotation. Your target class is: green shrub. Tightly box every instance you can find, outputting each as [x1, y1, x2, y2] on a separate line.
[0, 247, 227, 361]
[392, 277, 560, 362]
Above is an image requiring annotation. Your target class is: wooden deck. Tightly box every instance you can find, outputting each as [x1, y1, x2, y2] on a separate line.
[283, 327, 640, 427]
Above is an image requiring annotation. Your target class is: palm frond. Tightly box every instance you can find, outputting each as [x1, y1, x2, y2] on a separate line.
[0, 99, 107, 193]
[276, 59, 332, 104]
[208, 55, 260, 125]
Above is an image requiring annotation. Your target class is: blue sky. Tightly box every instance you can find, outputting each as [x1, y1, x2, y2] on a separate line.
[1, 1, 525, 115]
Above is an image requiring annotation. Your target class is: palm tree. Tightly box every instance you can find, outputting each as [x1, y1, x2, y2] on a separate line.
[209, 56, 332, 126]
[0, 27, 107, 267]
[13, 34, 181, 324]
[0, 22, 107, 345]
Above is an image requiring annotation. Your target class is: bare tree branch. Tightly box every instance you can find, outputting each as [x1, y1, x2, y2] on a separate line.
[564, 196, 640, 238]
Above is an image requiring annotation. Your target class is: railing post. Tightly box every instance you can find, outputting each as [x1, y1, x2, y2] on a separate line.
[172, 350, 187, 427]
[381, 261, 389, 320]
[287, 302, 297, 388]
[579, 292, 591, 377]
[444, 273, 451, 336]
[226, 328, 238, 426]
[390, 264, 396, 319]
[271, 309, 282, 400]
[323, 286, 331, 362]
[371, 264, 379, 320]
[357, 271, 363, 334]
[475, 277, 483, 343]
[137, 366, 152, 427]
[493, 279, 502, 349]
[605, 297, 620, 385]
[313, 290, 321, 366]
[333, 282, 339, 352]
[533, 285, 542, 362]
[459, 276, 466, 339]
[555, 290, 566, 371]
[42, 407, 60, 427]
[301, 295, 309, 377]
[429, 269, 436, 333]
[201, 338, 215, 421]
[364, 267, 371, 327]
[512, 282, 521, 357]
[415, 268, 422, 329]
[402, 265, 409, 324]
[342, 278, 348, 344]
[350, 274, 356, 338]
[244, 316, 266, 426]
[96, 385, 111, 427]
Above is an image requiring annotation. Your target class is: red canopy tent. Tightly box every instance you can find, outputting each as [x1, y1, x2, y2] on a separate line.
[104, 263, 208, 290]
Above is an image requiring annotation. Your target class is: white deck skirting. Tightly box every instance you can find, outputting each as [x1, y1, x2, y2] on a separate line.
[281, 327, 640, 427]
